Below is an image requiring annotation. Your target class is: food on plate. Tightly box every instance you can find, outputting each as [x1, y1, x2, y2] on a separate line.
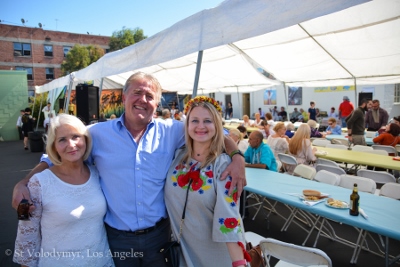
[302, 190, 326, 201]
[327, 198, 347, 208]
[303, 189, 321, 197]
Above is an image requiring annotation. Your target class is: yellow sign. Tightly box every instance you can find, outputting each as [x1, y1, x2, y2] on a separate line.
[314, 86, 355, 93]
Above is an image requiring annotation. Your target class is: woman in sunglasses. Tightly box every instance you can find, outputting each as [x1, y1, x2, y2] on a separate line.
[326, 118, 342, 135]
[14, 114, 114, 267]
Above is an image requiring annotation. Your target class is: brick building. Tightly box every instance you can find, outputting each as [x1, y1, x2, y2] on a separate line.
[0, 24, 110, 94]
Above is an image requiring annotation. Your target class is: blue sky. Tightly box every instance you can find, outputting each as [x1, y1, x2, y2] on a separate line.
[1, 0, 223, 37]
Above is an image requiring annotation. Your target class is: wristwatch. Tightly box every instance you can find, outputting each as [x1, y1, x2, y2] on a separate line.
[230, 149, 244, 158]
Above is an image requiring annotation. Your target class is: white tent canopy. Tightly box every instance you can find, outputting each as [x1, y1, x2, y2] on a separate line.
[35, 0, 400, 96]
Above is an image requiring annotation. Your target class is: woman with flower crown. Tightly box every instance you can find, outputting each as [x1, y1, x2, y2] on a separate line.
[165, 96, 248, 267]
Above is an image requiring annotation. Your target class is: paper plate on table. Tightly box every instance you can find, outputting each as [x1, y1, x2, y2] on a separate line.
[315, 150, 328, 156]
[325, 199, 349, 209]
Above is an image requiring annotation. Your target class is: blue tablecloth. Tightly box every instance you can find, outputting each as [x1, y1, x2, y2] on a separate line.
[244, 168, 400, 241]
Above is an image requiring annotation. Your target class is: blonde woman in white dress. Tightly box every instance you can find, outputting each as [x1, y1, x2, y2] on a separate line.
[14, 114, 114, 267]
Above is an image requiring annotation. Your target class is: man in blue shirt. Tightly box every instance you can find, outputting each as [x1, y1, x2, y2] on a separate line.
[244, 131, 278, 171]
[12, 72, 245, 267]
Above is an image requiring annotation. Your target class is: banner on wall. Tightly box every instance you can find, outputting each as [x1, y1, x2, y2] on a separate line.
[288, 87, 303, 105]
[314, 86, 355, 93]
[263, 88, 277, 105]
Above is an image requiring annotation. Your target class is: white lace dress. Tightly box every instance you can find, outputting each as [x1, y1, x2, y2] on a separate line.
[13, 165, 114, 267]
[267, 135, 289, 159]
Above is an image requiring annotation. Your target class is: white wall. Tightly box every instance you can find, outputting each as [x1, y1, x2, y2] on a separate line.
[214, 84, 397, 120]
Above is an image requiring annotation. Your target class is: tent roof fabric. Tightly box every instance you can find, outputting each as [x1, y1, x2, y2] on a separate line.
[35, 0, 400, 95]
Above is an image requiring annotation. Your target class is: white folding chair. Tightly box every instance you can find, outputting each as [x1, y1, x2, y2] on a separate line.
[372, 145, 397, 156]
[260, 238, 332, 267]
[352, 145, 373, 152]
[245, 231, 266, 246]
[357, 169, 396, 186]
[326, 143, 348, 150]
[365, 149, 388, 156]
[379, 183, 400, 199]
[316, 164, 346, 176]
[338, 175, 377, 194]
[293, 164, 316, 180]
[276, 160, 282, 173]
[316, 158, 339, 167]
[314, 170, 340, 186]
[312, 139, 331, 147]
[278, 153, 298, 175]
[366, 131, 377, 138]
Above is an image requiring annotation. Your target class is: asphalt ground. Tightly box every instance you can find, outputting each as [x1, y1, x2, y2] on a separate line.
[0, 140, 398, 266]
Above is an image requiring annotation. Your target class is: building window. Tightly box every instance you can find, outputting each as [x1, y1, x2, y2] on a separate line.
[46, 68, 54, 80]
[63, 46, 72, 57]
[15, 67, 33, 80]
[14, 43, 31, 56]
[395, 84, 400, 104]
[44, 45, 53, 57]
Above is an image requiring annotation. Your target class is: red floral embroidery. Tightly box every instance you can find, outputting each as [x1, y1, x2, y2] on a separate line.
[177, 174, 189, 187]
[205, 170, 213, 178]
[191, 178, 203, 191]
[225, 181, 231, 189]
[224, 218, 238, 229]
[232, 192, 238, 203]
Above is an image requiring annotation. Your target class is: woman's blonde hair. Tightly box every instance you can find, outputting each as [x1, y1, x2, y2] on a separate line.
[289, 123, 310, 155]
[286, 122, 295, 131]
[46, 114, 92, 166]
[307, 119, 317, 129]
[229, 128, 243, 141]
[181, 101, 225, 169]
[273, 122, 285, 132]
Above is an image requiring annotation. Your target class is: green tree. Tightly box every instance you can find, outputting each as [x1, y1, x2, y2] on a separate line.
[61, 44, 105, 75]
[109, 27, 147, 51]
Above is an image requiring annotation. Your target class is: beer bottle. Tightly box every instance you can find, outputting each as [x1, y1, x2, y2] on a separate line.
[349, 183, 360, 216]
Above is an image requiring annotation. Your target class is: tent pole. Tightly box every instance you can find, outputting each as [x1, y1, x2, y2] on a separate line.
[192, 50, 203, 97]
[354, 78, 358, 106]
[65, 74, 74, 115]
[236, 87, 241, 119]
[282, 82, 289, 121]
[35, 92, 42, 131]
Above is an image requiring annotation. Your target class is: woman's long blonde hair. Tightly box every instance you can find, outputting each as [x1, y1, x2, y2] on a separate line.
[289, 123, 310, 155]
[181, 101, 225, 169]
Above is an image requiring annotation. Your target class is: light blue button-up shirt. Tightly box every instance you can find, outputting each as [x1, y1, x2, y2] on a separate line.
[87, 115, 185, 231]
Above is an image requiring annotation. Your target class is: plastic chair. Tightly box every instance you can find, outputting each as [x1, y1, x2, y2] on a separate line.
[372, 145, 397, 156]
[352, 145, 373, 152]
[316, 164, 346, 176]
[339, 175, 376, 194]
[276, 160, 282, 173]
[293, 164, 316, 180]
[365, 150, 388, 156]
[312, 139, 331, 147]
[357, 169, 396, 185]
[278, 153, 298, 174]
[260, 238, 332, 267]
[314, 170, 341, 186]
[379, 183, 400, 199]
[365, 131, 377, 138]
[245, 231, 266, 246]
[316, 158, 339, 167]
[326, 143, 348, 150]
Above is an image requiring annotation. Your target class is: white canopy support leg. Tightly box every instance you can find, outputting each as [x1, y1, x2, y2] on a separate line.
[192, 51, 203, 98]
